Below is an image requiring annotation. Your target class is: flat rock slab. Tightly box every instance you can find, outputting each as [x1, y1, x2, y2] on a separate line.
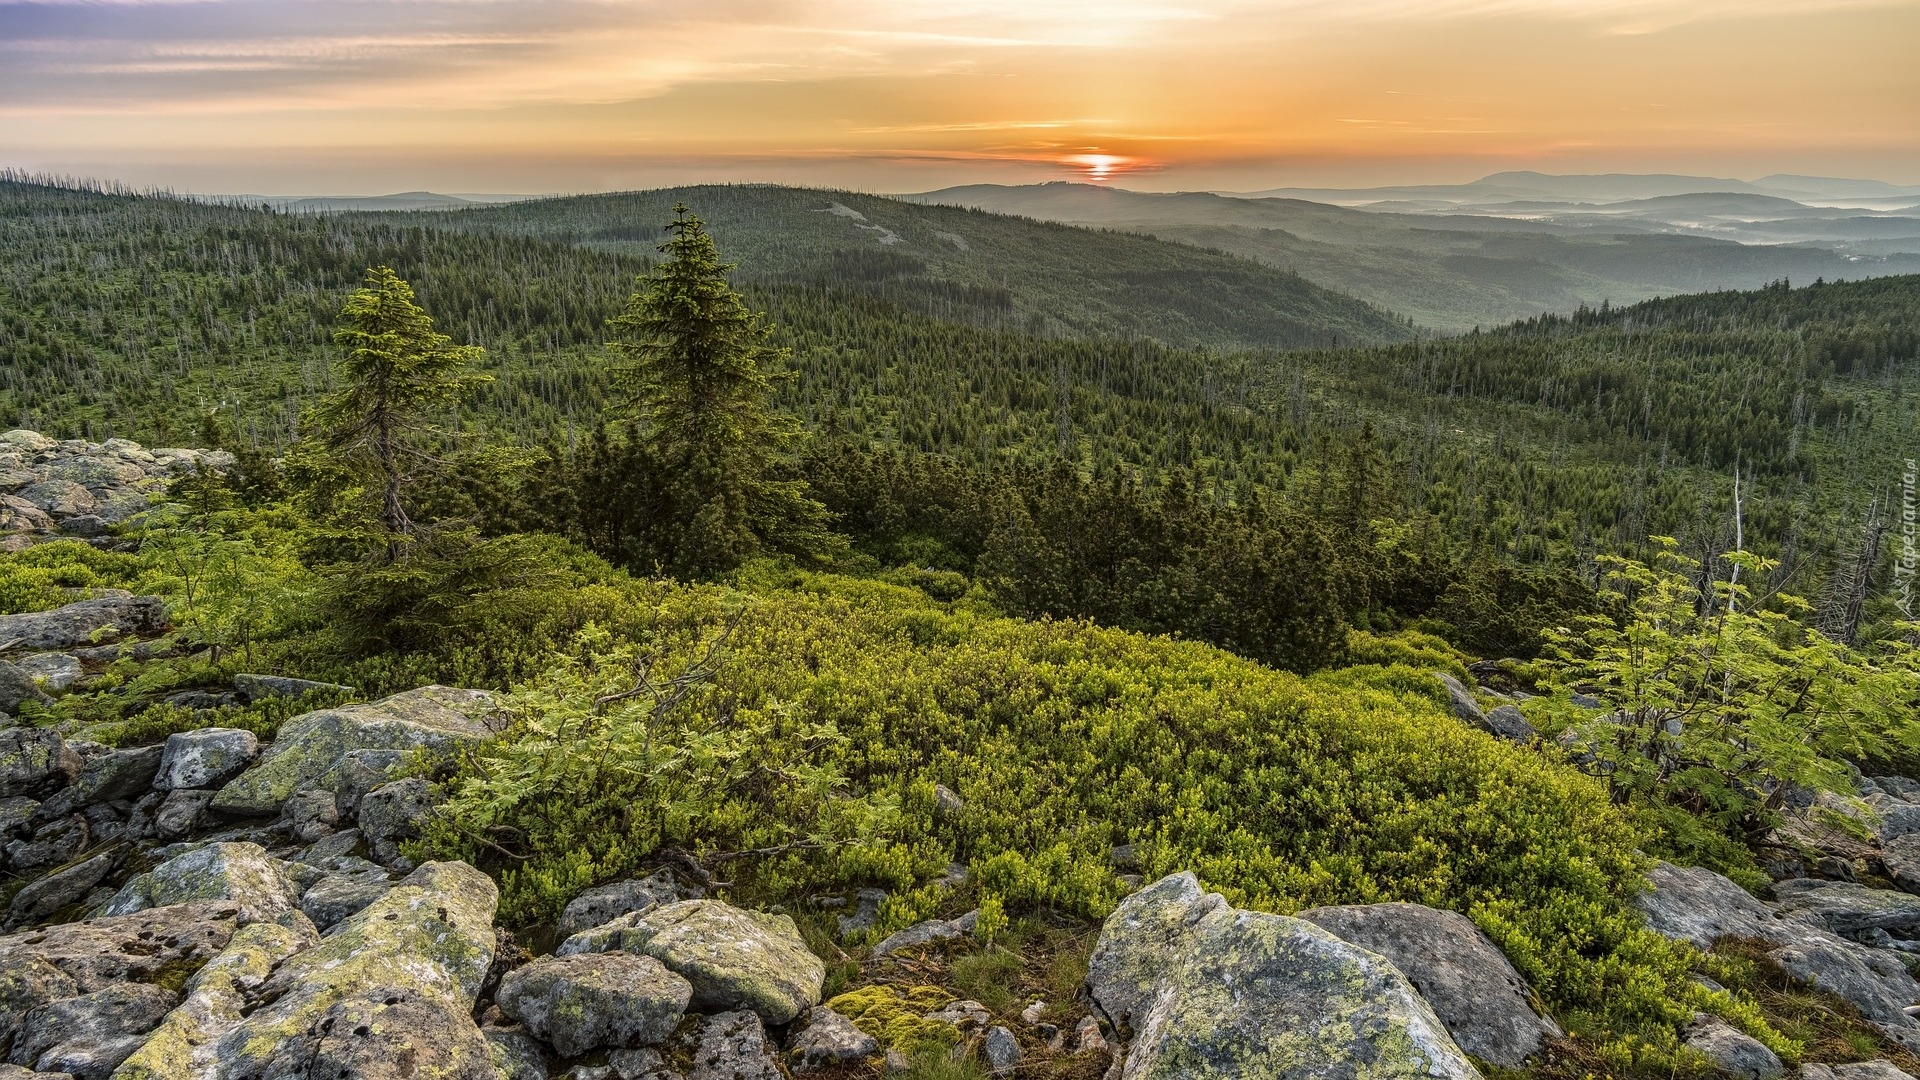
[1634, 862, 1796, 948]
[1300, 902, 1560, 1066]
[1774, 879, 1920, 942]
[212, 686, 504, 815]
[0, 595, 167, 652]
[0, 900, 243, 993]
[1088, 872, 1481, 1080]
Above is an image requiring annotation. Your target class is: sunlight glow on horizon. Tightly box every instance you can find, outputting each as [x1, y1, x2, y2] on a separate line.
[0, 0, 1914, 193]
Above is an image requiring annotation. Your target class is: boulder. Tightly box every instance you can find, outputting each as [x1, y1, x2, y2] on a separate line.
[1885, 834, 1920, 895]
[0, 728, 79, 798]
[0, 662, 51, 715]
[322, 748, 410, 816]
[873, 917, 964, 956]
[0, 795, 36, 836]
[154, 728, 259, 791]
[57, 743, 162, 807]
[298, 869, 394, 930]
[483, 1025, 550, 1080]
[110, 919, 315, 1080]
[1635, 862, 1793, 948]
[5, 815, 89, 873]
[684, 1010, 782, 1080]
[152, 788, 216, 839]
[1774, 878, 1920, 943]
[0, 955, 79, 1053]
[0, 900, 242, 992]
[0, 595, 166, 652]
[1767, 937, 1920, 1027]
[281, 788, 340, 843]
[10, 654, 80, 694]
[5, 849, 119, 929]
[1682, 1016, 1783, 1080]
[557, 868, 688, 940]
[210, 686, 502, 816]
[14, 480, 95, 519]
[232, 673, 354, 702]
[103, 842, 300, 920]
[208, 861, 501, 1078]
[0, 496, 54, 536]
[1299, 902, 1560, 1066]
[8, 982, 177, 1080]
[834, 887, 887, 941]
[786, 1007, 878, 1073]
[1480, 705, 1539, 743]
[1435, 673, 1484, 725]
[562, 899, 825, 1026]
[1086, 872, 1481, 1080]
[495, 952, 693, 1057]
[357, 777, 432, 852]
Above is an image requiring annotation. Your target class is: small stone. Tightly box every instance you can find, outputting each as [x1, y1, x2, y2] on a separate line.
[155, 728, 258, 790]
[1020, 1001, 1046, 1025]
[835, 886, 887, 940]
[786, 1007, 878, 1073]
[885, 1048, 912, 1074]
[933, 784, 964, 814]
[1072, 1016, 1107, 1054]
[496, 953, 693, 1057]
[983, 1026, 1021, 1073]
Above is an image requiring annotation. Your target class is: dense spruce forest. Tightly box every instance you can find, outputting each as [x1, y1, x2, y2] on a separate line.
[5, 175, 1920, 1080]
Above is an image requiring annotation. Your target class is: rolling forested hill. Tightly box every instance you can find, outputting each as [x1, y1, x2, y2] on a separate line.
[1, 176, 1917, 634]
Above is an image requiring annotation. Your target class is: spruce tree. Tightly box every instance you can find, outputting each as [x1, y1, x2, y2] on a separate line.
[608, 206, 831, 576]
[311, 266, 487, 562]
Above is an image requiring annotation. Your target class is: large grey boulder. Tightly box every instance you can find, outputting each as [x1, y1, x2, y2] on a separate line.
[12, 653, 81, 693]
[154, 728, 259, 791]
[1634, 862, 1793, 948]
[0, 728, 79, 798]
[557, 869, 688, 940]
[211, 686, 503, 815]
[496, 952, 693, 1057]
[1885, 834, 1920, 895]
[1087, 872, 1481, 1080]
[1299, 902, 1560, 1066]
[15, 480, 95, 519]
[152, 789, 215, 839]
[557, 899, 825, 1026]
[1774, 879, 1920, 943]
[0, 594, 166, 652]
[112, 919, 316, 1080]
[1683, 1016, 1783, 1080]
[53, 743, 162, 808]
[0, 900, 242, 992]
[208, 861, 502, 1079]
[786, 1007, 878, 1073]
[103, 842, 300, 920]
[8, 982, 177, 1080]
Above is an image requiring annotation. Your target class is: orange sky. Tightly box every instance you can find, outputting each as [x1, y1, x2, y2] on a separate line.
[1, 0, 1916, 193]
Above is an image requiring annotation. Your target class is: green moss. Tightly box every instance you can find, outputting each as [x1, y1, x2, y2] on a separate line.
[828, 984, 963, 1054]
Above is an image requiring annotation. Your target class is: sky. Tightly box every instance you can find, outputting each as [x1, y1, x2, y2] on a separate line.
[1, 0, 1916, 195]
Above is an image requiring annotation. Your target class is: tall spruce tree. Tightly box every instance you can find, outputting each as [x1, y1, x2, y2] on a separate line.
[311, 266, 487, 562]
[608, 206, 831, 576]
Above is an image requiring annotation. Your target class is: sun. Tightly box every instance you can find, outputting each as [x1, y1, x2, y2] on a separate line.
[1068, 154, 1130, 182]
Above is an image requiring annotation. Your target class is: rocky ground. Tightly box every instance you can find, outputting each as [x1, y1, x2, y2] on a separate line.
[1, 431, 1919, 1080]
[0, 429, 234, 551]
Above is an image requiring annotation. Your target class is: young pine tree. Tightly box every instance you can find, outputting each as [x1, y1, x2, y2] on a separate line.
[608, 206, 832, 576]
[309, 266, 488, 563]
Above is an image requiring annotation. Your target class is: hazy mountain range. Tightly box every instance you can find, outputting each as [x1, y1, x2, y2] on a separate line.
[226, 173, 1920, 333]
